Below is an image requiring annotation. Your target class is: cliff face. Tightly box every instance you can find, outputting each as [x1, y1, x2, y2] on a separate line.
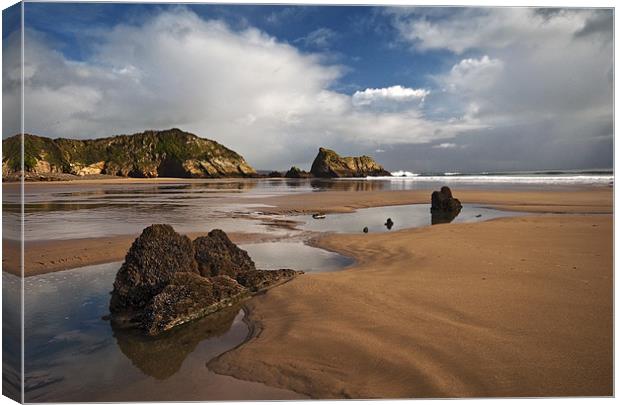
[310, 147, 391, 178]
[2, 129, 256, 179]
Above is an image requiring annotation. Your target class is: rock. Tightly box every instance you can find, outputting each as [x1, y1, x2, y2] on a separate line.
[363, 227, 369, 233]
[141, 273, 248, 336]
[385, 218, 394, 230]
[110, 225, 301, 336]
[284, 166, 312, 178]
[193, 229, 256, 278]
[431, 186, 463, 213]
[236, 269, 302, 292]
[2, 129, 257, 180]
[73, 161, 105, 176]
[310, 147, 391, 178]
[430, 186, 462, 225]
[109, 224, 198, 315]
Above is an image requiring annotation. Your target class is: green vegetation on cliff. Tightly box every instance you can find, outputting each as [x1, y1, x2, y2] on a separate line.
[2, 129, 256, 179]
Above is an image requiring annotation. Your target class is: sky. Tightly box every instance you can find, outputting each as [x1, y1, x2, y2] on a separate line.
[2, 3, 614, 172]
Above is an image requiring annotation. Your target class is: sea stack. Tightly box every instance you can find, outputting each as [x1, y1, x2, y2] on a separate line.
[310, 147, 391, 178]
[284, 166, 312, 178]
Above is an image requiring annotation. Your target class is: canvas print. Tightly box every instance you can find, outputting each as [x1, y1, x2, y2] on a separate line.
[1, 2, 614, 402]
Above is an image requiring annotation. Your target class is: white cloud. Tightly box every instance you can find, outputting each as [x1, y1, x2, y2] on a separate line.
[294, 27, 337, 49]
[352, 85, 430, 107]
[5, 8, 483, 169]
[6, 7, 610, 172]
[433, 143, 457, 149]
[391, 8, 595, 54]
[394, 8, 612, 141]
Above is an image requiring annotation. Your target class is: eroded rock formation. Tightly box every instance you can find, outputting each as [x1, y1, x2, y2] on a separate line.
[109, 224, 302, 336]
[430, 186, 462, 224]
[2, 129, 256, 180]
[284, 166, 312, 178]
[310, 147, 391, 178]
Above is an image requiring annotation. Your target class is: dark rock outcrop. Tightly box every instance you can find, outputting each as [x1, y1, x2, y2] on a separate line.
[109, 224, 198, 315]
[193, 229, 256, 278]
[284, 166, 312, 178]
[2, 129, 256, 180]
[236, 269, 300, 292]
[110, 224, 301, 336]
[141, 273, 248, 336]
[310, 147, 391, 178]
[430, 186, 462, 224]
[431, 186, 462, 213]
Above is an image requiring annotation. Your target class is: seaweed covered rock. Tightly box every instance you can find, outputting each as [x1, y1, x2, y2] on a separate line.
[193, 230, 256, 278]
[236, 269, 301, 292]
[431, 186, 462, 213]
[110, 225, 301, 335]
[141, 273, 248, 336]
[109, 224, 198, 314]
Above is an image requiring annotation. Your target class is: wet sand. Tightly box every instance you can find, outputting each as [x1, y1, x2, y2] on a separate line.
[3, 187, 612, 276]
[210, 214, 613, 398]
[3, 232, 278, 277]
[248, 188, 613, 214]
[5, 185, 613, 398]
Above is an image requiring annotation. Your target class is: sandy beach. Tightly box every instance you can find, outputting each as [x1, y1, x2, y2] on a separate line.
[3, 187, 612, 277]
[4, 184, 613, 398]
[248, 187, 613, 214]
[3, 232, 278, 277]
[210, 213, 613, 398]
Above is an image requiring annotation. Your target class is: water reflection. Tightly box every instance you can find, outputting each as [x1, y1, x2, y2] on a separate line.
[22, 240, 351, 401]
[431, 209, 461, 225]
[112, 305, 242, 380]
[241, 242, 353, 272]
[296, 204, 522, 234]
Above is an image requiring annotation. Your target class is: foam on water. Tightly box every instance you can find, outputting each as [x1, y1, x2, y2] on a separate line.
[381, 173, 613, 185]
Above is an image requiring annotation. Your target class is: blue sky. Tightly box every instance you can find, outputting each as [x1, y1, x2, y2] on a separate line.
[2, 3, 613, 171]
[20, 4, 453, 94]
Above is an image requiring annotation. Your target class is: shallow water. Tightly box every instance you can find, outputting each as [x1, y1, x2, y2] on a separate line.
[294, 203, 524, 234]
[2, 177, 600, 241]
[241, 242, 354, 272]
[20, 240, 350, 402]
[8, 179, 539, 401]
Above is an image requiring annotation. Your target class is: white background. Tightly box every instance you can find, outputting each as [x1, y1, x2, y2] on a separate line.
[0, 0, 616, 404]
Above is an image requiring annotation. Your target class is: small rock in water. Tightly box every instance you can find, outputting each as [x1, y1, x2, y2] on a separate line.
[385, 218, 394, 230]
[430, 186, 463, 225]
[431, 186, 462, 213]
[475, 214, 482, 218]
[363, 227, 369, 233]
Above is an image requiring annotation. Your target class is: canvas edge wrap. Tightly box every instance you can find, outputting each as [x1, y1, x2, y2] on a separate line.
[2, 1, 24, 403]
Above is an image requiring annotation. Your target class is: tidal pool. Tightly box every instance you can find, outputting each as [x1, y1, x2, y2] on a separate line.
[19, 240, 350, 402]
[241, 241, 353, 272]
[294, 203, 524, 234]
